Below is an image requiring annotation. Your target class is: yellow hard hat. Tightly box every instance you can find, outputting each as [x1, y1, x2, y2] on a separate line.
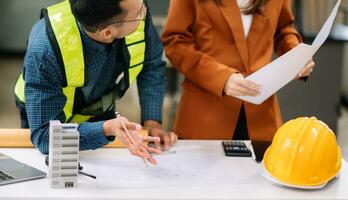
[262, 117, 342, 188]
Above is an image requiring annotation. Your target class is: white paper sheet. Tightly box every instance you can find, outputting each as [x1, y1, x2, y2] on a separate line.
[237, 0, 341, 105]
[79, 147, 255, 189]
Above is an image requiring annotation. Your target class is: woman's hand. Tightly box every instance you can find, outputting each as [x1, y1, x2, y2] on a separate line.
[296, 59, 315, 79]
[224, 73, 262, 97]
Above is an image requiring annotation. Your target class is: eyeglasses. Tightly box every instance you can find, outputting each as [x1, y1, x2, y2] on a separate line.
[99, 0, 147, 30]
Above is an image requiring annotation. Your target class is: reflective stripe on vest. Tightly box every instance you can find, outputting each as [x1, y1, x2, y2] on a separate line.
[126, 20, 145, 84]
[48, 1, 85, 122]
[48, 1, 85, 87]
[14, 0, 146, 123]
[14, 73, 25, 103]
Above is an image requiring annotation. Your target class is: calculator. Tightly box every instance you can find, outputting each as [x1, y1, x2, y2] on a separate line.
[222, 141, 252, 157]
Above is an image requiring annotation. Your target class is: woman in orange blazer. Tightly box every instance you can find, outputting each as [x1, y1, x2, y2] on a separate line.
[162, 0, 315, 141]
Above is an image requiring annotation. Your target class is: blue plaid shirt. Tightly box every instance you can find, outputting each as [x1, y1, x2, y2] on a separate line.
[24, 15, 166, 154]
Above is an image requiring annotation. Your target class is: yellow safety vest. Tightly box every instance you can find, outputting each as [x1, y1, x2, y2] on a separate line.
[14, 0, 146, 123]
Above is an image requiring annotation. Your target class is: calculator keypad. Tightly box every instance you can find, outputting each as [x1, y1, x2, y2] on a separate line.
[222, 141, 252, 157]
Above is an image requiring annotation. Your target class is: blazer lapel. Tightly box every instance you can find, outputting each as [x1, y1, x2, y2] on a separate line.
[218, 1, 249, 68]
[247, 12, 268, 60]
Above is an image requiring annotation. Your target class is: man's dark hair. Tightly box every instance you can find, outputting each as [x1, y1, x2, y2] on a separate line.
[69, 0, 126, 32]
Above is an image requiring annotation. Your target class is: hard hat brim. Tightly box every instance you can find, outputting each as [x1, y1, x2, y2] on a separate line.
[260, 161, 329, 190]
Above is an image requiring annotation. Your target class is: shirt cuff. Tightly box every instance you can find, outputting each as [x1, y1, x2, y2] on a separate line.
[141, 103, 163, 124]
[78, 121, 109, 151]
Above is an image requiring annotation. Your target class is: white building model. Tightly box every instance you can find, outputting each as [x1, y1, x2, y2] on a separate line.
[49, 120, 79, 188]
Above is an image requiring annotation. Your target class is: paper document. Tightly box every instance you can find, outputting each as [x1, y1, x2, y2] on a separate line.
[79, 145, 255, 189]
[237, 0, 341, 105]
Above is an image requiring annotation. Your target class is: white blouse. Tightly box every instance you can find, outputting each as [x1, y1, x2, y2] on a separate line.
[236, 0, 253, 37]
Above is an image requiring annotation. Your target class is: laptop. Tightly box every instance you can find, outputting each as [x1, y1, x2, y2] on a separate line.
[0, 153, 46, 186]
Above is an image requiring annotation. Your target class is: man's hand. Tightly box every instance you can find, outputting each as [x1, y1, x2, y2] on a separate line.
[103, 116, 161, 165]
[296, 59, 315, 79]
[144, 120, 178, 150]
[224, 73, 262, 97]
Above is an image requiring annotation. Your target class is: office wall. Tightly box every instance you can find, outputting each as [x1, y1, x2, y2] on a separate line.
[0, 0, 170, 52]
[0, 0, 61, 52]
[300, 0, 344, 34]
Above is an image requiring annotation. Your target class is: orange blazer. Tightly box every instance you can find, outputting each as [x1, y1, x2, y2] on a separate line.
[162, 0, 302, 141]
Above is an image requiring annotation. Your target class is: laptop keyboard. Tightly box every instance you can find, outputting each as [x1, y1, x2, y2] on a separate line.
[0, 170, 15, 181]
